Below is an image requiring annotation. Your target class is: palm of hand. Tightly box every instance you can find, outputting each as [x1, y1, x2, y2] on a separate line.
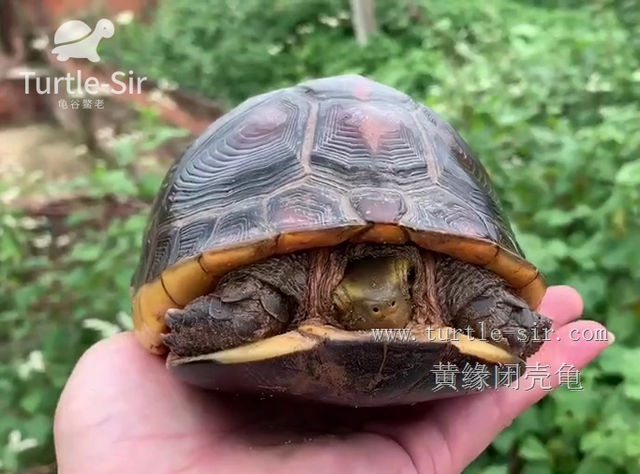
[54, 286, 610, 474]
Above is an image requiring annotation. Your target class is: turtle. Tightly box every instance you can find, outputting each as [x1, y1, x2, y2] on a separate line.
[131, 74, 553, 407]
[51, 18, 114, 62]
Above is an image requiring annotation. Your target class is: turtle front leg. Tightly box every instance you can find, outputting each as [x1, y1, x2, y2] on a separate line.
[454, 286, 553, 360]
[163, 277, 293, 357]
[163, 254, 310, 358]
[437, 256, 553, 361]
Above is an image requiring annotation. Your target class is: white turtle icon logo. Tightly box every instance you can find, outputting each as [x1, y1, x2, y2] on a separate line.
[51, 19, 115, 62]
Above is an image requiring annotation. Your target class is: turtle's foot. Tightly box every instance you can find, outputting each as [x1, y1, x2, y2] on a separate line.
[163, 275, 294, 358]
[454, 287, 553, 360]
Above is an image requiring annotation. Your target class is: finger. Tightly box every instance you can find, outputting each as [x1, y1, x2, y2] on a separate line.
[53, 332, 222, 474]
[483, 319, 612, 421]
[428, 320, 611, 474]
[537, 285, 584, 328]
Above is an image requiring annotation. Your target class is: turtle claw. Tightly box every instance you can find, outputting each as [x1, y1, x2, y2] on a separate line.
[160, 332, 177, 349]
[165, 308, 184, 327]
[160, 282, 292, 357]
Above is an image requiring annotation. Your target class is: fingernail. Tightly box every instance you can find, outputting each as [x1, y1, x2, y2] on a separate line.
[607, 331, 616, 345]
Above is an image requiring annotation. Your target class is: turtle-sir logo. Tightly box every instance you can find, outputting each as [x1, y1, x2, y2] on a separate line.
[19, 15, 148, 98]
[51, 19, 115, 63]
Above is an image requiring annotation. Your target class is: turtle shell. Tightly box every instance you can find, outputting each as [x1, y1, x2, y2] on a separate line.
[130, 74, 545, 405]
[54, 20, 92, 44]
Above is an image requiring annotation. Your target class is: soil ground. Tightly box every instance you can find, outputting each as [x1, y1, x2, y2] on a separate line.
[0, 122, 90, 206]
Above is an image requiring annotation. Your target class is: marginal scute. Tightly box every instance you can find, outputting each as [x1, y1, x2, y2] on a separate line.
[484, 247, 539, 290]
[199, 239, 277, 276]
[406, 229, 498, 266]
[161, 259, 218, 306]
[495, 224, 523, 256]
[274, 226, 365, 254]
[134, 280, 175, 355]
[406, 230, 544, 306]
[355, 224, 408, 244]
[517, 275, 547, 311]
[142, 233, 171, 291]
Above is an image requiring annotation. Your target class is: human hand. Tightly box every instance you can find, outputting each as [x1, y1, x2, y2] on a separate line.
[54, 285, 612, 474]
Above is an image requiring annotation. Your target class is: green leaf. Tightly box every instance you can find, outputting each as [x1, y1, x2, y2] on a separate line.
[19, 392, 41, 415]
[519, 436, 550, 461]
[520, 462, 553, 474]
[615, 160, 640, 186]
[481, 466, 509, 474]
[574, 457, 616, 474]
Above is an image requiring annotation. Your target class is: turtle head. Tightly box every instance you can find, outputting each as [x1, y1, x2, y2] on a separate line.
[333, 255, 413, 330]
[96, 19, 115, 39]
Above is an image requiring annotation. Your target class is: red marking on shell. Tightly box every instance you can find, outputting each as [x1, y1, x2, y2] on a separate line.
[455, 219, 485, 237]
[271, 207, 314, 230]
[353, 77, 373, 101]
[241, 106, 288, 136]
[344, 105, 399, 154]
[352, 195, 406, 223]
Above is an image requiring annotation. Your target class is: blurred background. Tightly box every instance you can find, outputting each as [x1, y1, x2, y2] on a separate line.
[0, 0, 639, 472]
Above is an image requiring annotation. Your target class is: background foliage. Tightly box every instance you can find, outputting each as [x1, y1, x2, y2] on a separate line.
[2, 0, 639, 472]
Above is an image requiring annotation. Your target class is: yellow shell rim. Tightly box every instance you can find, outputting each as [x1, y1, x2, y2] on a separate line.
[167, 324, 524, 367]
[131, 224, 546, 355]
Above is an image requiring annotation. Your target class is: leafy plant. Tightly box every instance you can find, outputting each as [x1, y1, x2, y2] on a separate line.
[0, 113, 185, 472]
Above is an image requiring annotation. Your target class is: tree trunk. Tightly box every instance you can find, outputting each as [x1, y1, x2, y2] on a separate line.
[0, 0, 17, 56]
[350, 0, 377, 46]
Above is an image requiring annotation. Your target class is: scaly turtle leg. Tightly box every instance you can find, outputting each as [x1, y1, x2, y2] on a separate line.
[435, 256, 554, 361]
[163, 253, 310, 357]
